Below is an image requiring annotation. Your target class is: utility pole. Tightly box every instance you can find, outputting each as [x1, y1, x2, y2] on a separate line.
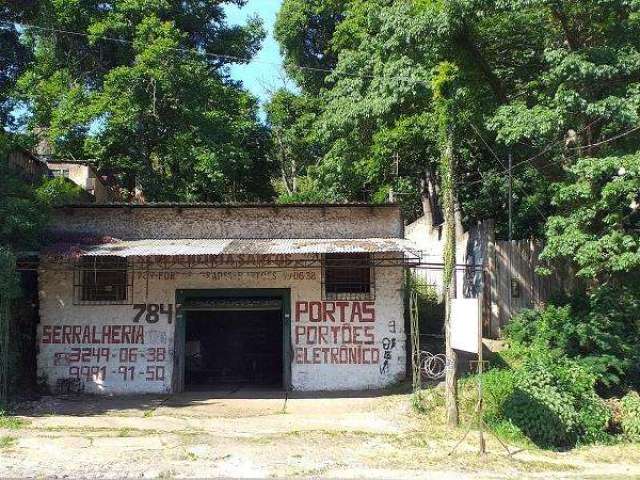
[433, 62, 460, 427]
[389, 152, 400, 203]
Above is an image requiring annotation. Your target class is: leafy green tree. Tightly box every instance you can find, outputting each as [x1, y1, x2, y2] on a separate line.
[0, 1, 35, 129]
[265, 89, 325, 201]
[12, 1, 274, 201]
[275, 0, 346, 95]
[542, 155, 640, 284]
[272, 0, 551, 231]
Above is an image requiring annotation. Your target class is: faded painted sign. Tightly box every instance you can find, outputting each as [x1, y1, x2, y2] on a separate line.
[293, 301, 381, 366]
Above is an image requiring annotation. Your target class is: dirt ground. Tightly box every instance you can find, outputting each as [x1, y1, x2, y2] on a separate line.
[1, 386, 639, 479]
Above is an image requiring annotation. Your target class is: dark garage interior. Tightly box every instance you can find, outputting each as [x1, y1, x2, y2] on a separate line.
[184, 304, 284, 389]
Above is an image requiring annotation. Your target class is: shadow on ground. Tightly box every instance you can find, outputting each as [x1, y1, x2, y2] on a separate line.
[13, 383, 412, 417]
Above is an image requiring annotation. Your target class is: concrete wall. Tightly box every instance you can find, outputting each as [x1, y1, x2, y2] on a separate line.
[49, 205, 403, 240]
[37, 254, 406, 394]
[405, 213, 489, 300]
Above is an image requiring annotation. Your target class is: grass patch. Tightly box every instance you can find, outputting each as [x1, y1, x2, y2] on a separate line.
[157, 469, 176, 479]
[0, 415, 28, 430]
[0, 435, 16, 448]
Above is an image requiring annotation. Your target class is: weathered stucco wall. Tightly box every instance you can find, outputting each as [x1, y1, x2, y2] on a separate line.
[49, 205, 403, 240]
[37, 255, 406, 394]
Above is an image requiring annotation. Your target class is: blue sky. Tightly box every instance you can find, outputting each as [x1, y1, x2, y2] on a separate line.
[224, 0, 288, 107]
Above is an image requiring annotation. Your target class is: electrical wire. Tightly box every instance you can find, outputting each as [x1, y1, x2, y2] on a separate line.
[0, 20, 429, 85]
[464, 121, 640, 188]
[469, 122, 548, 220]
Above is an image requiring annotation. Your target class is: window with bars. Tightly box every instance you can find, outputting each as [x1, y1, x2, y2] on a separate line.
[77, 256, 129, 303]
[323, 253, 374, 300]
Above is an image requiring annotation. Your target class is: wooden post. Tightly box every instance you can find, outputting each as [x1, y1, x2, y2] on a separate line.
[485, 219, 498, 338]
[477, 288, 486, 454]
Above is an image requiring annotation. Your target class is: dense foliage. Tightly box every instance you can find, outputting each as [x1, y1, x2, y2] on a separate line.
[621, 392, 640, 441]
[272, 0, 640, 236]
[0, 132, 83, 279]
[473, 300, 640, 449]
[1, 0, 639, 443]
[274, 2, 640, 447]
[2, 1, 274, 201]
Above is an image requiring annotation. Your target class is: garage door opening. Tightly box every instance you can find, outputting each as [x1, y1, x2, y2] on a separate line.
[184, 301, 284, 389]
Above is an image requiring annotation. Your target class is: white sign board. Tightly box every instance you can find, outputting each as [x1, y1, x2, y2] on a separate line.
[450, 298, 480, 354]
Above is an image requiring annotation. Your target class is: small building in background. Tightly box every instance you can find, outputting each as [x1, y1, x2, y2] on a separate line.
[6, 149, 119, 203]
[37, 204, 419, 395]
[47, 160, 115, 203]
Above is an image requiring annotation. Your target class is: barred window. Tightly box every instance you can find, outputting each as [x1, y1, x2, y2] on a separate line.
[323, 253, 373, 300]
[79, 256, 128, 302]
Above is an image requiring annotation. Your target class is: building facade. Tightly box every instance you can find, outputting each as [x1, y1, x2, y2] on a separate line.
[37, 204, 418, 395]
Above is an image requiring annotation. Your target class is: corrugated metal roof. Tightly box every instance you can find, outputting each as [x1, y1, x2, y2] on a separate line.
[67, 238, 420, 257]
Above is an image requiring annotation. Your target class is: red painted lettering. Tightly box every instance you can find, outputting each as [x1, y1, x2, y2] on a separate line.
[336, 302, 349, 322]
[42, 325, 52, 344]
[362, 302, 375, 322]
[322, 302, 336, 322]
[295, 301, 308, 321]
[350, 302, 362, 323]
[309, 302, 322, 322]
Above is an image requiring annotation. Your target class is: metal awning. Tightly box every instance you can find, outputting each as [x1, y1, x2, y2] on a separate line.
[65, 238, 420, 257]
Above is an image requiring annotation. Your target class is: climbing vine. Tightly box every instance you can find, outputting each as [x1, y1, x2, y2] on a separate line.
[432, 62, 460, 426]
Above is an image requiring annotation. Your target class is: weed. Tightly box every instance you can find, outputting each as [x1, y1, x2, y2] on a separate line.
[0, 436, 16, 448]
[0, 414, 28, 430]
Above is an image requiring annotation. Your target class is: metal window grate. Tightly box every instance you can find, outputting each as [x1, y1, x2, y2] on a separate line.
[322, 253, 375, 300]
[73, 256, 132, 305]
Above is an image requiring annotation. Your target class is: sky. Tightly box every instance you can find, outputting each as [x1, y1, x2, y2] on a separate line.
[224, 0, 289, 109]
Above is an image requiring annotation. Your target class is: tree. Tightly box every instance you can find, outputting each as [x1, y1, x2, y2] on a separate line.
[265, 89, 325, 201]
[272, 0, 549, 231]
[275, 0, 346, 95]
[542, 154, 640, 286]
[12, 1, 274, 202]
[0, 1, 35, 129]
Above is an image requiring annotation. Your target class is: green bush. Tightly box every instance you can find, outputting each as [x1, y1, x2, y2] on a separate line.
[621, 391, 640, 441]
[504, 357, 580, 448]
[506, 297, 640, 393]
[577, 396, 613, 444]
[494, 353, 612, 449]
[481, 368, 516, 424]
[35, 177, 85, 207]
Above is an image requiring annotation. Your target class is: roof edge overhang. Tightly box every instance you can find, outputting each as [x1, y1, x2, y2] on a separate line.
[41, 238, 421, 260]
[53, 202, 401, 209]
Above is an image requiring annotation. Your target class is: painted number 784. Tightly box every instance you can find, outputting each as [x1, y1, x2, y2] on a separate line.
[132, 303, 176, 324]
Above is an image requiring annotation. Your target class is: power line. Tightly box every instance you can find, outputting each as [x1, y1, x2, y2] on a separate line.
[0, 20, 430, 85]
[516, 116, 605, 169]
[568, 124, 640, 151]
[469, 123, 547, 220]
[465, 121, 640, 188]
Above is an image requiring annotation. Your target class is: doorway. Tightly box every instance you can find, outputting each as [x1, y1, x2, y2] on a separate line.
[185, 307, 283, 388]
[175, 289, 291, 392]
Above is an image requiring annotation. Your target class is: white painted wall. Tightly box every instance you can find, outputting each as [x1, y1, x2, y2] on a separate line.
[37, 254, 406, 395]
